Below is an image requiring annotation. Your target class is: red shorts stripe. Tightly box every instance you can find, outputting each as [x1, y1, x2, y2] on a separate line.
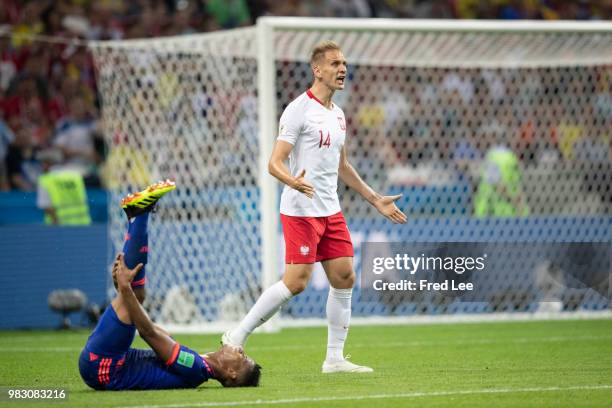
[281, 211, 354, 264]
[103, 359, 109, 384]
[97, 358, 104, 384]
[166, 342, 181, 366]
[106, 358, 112, 384]
[98, 358, 111, 385]
[105, 358, 111, 385]
[97, 361, 103, 385]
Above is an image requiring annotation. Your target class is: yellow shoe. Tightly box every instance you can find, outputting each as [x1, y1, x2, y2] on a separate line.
[121, 179, 176, 218]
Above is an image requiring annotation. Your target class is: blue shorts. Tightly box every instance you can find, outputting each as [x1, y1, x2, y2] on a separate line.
[79, 306, 211, 390]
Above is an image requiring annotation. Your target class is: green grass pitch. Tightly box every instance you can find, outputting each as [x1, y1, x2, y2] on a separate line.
[1, 319, 611, 407]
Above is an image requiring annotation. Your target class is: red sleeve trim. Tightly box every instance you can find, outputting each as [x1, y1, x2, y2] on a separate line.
[166, 342, 180, 366]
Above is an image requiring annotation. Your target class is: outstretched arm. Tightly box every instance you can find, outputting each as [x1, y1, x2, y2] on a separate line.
[114, 253, 177, 363]
[268, 140, 315, 198]
[338, 145, 407, 224]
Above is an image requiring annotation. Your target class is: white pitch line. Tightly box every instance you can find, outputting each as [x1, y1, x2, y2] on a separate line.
[1, 335, 611, 353]
[118, 384, 612, 408]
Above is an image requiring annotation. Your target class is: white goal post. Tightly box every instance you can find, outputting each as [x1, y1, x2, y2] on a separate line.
[90, 18, 612, 332]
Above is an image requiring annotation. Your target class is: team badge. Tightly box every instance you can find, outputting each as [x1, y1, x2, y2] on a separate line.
[300, 246, 310, 256]
[337, 116, 346, 131]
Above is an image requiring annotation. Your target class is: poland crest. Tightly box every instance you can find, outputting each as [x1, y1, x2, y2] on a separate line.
[300, 245, 310, 256]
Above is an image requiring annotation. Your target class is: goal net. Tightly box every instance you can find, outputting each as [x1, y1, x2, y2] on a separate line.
[90, 19, 612, 330]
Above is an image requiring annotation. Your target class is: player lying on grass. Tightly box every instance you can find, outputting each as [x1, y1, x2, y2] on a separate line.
[78, 180, 261, 390]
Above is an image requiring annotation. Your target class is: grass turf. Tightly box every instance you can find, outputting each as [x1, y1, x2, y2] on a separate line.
[0, 319, 610, 407]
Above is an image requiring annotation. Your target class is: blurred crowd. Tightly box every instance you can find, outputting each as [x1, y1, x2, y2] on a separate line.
[335, 65, 612, 214]
[0, 0, 610, 195]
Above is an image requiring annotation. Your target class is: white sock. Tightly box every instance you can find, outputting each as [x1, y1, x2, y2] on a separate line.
[230, 280, 293, 346]
[325, 287, 352, 363]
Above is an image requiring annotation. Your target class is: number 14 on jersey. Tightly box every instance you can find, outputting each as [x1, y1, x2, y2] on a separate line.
[318, 130, 331, 148]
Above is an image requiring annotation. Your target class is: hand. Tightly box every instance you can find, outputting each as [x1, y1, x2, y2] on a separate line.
[291, 169, 315, 199]
[114, 253, 143, 289]
[374, 194, 407, 224]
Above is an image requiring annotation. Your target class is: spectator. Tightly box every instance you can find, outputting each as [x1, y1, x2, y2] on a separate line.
[0, 118, 15, 190]
[473, 122, 530, 217]
[36, 147, 91, 225]
[10, 1, 46, 49]
[5, 124, 41, 191]
[205, 0, 251, 28]
[0, 32, 26, 93]
[52, 94, 102, 186]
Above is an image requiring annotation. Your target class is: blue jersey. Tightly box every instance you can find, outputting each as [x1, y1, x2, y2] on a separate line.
[79, 306, 214, 390]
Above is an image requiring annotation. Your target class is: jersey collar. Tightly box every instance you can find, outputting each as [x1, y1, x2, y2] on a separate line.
[307, 89, 333, 110]
[202, 355, 215, 378]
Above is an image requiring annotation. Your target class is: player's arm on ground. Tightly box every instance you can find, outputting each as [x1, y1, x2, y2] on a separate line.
[268, 140, 314, 198]
[338, 145, 407, 224]
[114, 253, 176, 362]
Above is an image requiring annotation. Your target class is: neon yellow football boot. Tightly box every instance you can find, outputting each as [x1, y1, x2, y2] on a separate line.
[121, 179, 176, 218]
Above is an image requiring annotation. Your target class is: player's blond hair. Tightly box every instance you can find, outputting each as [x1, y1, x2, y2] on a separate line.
[310, 40, 342, 66]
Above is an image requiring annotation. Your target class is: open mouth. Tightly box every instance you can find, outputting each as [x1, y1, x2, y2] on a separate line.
[336, 76, 345, 85]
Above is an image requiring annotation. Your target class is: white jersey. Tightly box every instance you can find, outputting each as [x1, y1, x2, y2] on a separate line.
[278, 90, 347, 217]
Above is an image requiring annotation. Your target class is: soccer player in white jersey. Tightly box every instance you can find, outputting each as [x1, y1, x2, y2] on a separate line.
[223, 40, 407, 373]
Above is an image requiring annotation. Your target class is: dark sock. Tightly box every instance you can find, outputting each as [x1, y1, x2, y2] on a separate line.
[122, 213, 149, 288]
